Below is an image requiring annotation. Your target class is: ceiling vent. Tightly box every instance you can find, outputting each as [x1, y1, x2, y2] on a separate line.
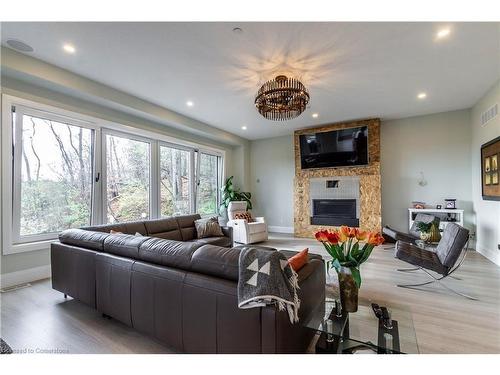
[5, 39, 34, 53]
[481, 103, 498, 127]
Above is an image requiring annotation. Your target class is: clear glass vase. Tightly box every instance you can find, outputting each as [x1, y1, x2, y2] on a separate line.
[338, 266, 359, 313]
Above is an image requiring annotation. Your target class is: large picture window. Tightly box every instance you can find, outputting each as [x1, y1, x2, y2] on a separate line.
[6, 100, 224, 252]
[104, 133, 151, 223]
[13, 110, 94, 242]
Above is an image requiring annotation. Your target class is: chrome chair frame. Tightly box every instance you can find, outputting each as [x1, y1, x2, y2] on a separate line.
[396, 239, 477, 300]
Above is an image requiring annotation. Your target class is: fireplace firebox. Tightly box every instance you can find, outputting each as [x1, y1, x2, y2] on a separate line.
[311, 199, 359, 226]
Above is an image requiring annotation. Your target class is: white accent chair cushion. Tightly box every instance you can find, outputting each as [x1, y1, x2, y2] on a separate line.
[227, 201, 268, 244]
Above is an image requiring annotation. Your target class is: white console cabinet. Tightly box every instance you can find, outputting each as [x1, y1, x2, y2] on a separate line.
[408, 208, 464, 232]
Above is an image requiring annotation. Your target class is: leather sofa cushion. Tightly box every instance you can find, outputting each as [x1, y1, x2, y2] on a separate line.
[177, 214, 201, 241]
[395, 241, 448, 274]
[190, 245, 242, 281]
[138, 237, 202, 270]
[123, 222, 148, 235]
[103, 234, 150, 258]
[59, 229, 110, 251]
[144, 218, 182, 240]
[190, 236, 232, 248]
[83, 221, 147, 235]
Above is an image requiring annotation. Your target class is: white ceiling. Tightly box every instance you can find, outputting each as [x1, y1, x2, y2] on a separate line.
[1, 22, 499, 140]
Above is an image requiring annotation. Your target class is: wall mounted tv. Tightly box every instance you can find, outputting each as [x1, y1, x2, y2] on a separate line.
[299, 126, 369, 169]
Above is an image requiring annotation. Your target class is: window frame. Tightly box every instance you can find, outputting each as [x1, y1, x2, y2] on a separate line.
[1, 94, 226, 255]
[11, 105, 99, 245]
[101, 129, 154, 224]
[158, 141, 196, 217]
[194, 149, 224, 215]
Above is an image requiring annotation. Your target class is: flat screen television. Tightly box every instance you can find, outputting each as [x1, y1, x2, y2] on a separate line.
[299, 126, 369, 169]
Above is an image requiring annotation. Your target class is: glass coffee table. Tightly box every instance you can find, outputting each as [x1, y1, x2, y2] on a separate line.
[302, 298, 419, 354]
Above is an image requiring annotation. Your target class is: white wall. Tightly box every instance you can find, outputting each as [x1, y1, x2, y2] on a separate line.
[381, 109, 473, 232]
[471, 80, 500, 264]
[250, 135, 295, 232]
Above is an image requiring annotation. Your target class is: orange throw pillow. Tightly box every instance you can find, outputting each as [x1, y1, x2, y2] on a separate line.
[288, 248, 309, 272]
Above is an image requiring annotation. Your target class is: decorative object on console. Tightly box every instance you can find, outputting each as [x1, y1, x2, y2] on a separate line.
[315, 226, 385, 312]
[481, 135, 500, 200]
[444, 198, 456, 209]
[411, 201, 426, 209]
[254, 75, 310, 121]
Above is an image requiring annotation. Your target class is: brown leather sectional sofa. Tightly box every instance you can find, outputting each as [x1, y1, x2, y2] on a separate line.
[51, 214, 325, 353]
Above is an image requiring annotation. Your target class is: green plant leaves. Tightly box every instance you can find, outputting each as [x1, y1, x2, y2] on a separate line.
[220, 176, 253, 210]
[350, 267, 362, 288]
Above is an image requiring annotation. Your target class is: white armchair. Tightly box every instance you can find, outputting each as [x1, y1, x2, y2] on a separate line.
[226, 201, 268, 244]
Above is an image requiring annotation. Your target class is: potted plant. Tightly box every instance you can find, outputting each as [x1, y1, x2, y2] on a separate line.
[315, 226, 385, 312]
[219, 176, 252, 225]
[416, 221, 441, 243]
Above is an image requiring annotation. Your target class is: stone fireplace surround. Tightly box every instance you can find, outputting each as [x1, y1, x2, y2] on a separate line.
[294, 118, 381, 238]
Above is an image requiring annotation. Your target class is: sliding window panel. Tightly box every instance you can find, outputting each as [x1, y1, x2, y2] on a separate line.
[104, 133, 151, 223]
[13, 111, 95, 242]
[196, 152, 221, 215]
[159, 144, 192, 216]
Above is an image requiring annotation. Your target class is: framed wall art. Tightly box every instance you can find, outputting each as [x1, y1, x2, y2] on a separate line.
[481, 135, 500, 200]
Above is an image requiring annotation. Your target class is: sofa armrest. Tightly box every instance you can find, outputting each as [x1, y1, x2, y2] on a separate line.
[221, 225, 233, 244]
[261, 257, 326, 353]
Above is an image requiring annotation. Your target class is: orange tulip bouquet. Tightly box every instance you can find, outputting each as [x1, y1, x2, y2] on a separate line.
[315, 226, 385, 312]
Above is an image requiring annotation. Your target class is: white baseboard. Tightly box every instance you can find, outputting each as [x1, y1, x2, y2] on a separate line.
[476, 245, 500, 266]
[0, 265, 51, 289]
[268, 226, 294, 234]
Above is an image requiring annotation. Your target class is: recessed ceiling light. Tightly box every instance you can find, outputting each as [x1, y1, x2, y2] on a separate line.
[436, 28, 451, 39]
[186, 101, 194, 107]
[312, 113, 319, 118]
[417, 92, 427, 99]
[241, 126, 247, 130]
[63, 43, 76, 54]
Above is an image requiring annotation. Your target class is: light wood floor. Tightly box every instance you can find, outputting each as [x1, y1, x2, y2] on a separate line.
[1, 233, 499, 354]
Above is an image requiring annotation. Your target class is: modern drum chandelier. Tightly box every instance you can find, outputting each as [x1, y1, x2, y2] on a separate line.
[254, 75, 310, 121]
